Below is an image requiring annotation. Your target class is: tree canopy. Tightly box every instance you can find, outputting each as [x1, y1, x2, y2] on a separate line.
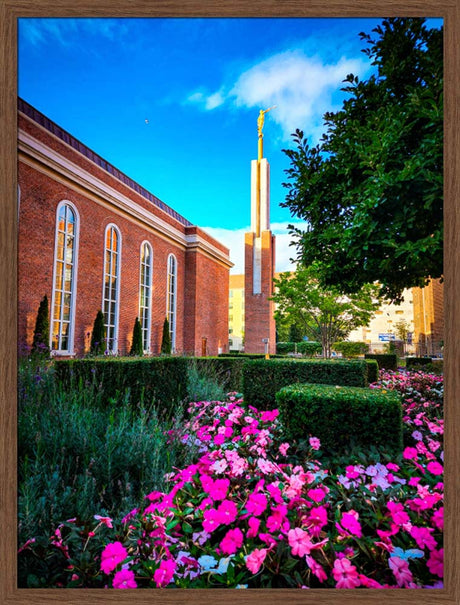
[272, 265, 381, 358]
[282, 18, 443, 302]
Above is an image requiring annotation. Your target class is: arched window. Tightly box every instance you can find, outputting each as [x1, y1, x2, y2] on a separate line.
[166, 254, 177, 352]
[103, 224, 121, 353]
[51, 201, 79, 353]
[139, 241, 153, 352]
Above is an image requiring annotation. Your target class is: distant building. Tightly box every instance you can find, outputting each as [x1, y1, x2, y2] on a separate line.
[18, 98, 233, 357]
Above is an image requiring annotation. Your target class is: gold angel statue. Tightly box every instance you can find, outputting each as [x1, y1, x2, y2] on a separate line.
[257, 106, 276, 137]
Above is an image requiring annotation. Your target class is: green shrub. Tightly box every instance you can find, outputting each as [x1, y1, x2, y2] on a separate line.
[242, 358, 369, 410]
[90, 310, 106, 355]
[130, 317, 143, 356]
[276, 342, 321, 356]
[194, 357, 246, 392]
[31, 295, 50, 355]
[420, 360, 443, 375]
[276, 383, 403, 455]
[333, 341, 369, 357]
[54, 357, 189, 409]
[406, 356, 434, 370]
[365, 359, 379, 384]
[161, 318, 171, 354]
[365, 353, 398, 370]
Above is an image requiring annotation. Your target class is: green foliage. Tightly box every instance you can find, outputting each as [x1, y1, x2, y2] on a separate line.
[161, 318, 171, 354]
[242, 358, 370, 410]
[130, 317, 143, 356]
[17, 358, 196, 548]
[276, 341, 322, 356]
[90, 310, 105, 355]
[272, 266, 380, 358]
[31, 295, 50, 355]
[276, 383, 403, 455]
[332, 341, 369, 357]
[281, 18, 443, 302]
[365, 353, 398, 370]
[406, 356, 436, 371]
[54, 357, 189, 409]
[288, 323, 304, 342]
[364, 359, 379, 384]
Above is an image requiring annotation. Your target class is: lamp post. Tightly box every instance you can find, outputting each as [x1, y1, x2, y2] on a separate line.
[262, 338, 269, 360]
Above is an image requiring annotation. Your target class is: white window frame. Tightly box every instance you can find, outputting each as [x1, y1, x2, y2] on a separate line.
[139, 241, 153, 353]
[50, 200, 79, 355]
[102, 224, 121, 354]
[166, 253, 177, 352]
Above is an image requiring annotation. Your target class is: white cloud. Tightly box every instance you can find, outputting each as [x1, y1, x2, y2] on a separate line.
[202, 221, 307, 275]
[185, 49, 369, 144]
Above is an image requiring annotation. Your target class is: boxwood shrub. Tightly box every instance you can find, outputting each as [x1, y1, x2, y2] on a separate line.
[406, 356, 435, 370]
[54, 357, 189, 410]
[365, 353, 398, 370]
[276, 342, 322, 356]
[242, 358, 370, 410]
[365, 359, 379, 384]
[276, 383, 403, 454]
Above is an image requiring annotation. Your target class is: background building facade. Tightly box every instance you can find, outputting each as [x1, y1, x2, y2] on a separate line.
[18, 99, 232, 357]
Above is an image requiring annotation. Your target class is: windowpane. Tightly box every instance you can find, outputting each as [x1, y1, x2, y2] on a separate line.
[103, 226, 120, 353]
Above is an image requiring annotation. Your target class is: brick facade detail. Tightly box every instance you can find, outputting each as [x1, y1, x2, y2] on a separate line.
[18, 100, 232, 357]
[412, 279, 444, 356]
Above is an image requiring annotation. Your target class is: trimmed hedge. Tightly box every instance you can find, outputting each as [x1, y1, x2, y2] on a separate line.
[276, 342, 322, 356]
[193, 357, 247, 392]
[242, 358, 370, 410]
[54, 357, 190, 409]
[365, 353, 398, 370]
[406, 356, 434, 370]
[364, 359, 379, 384]
[333, 341, 368, 357]
[276, 383, 403, 454]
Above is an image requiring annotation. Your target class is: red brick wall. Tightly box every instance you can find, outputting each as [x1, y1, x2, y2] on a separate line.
[412, 279, 444, 355]
[18, 113, 231, 358]
[244, 230, 276, 354]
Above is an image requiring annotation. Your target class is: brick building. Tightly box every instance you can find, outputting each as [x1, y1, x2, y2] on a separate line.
[18, 98, 232, 357]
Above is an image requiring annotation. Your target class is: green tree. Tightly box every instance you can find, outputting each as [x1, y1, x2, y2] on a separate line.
[395, 318, 411, 355]
[130, 317, 143, 356]
[90, 310, 106, 356]
[31, 295, 50, 355]
[282, 18, 442, 302]
[288, 323, 304, 343]
[161, 318, 171, 355]
[272, 265, 381, 358]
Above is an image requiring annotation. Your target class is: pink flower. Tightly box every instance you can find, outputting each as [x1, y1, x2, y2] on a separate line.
[307, 506, 328, 537]
[279, 443, 290, 456]
[100, 542, 128, 574]
[307, 488, 326, 503]
[266, 504, 288, 533]
[247, 516, 260, 538]
[213, 433, 225, 445]
[389, 556, 413, 587]
[220, 528, 244, 555]
[113, 569, 137, 589]
[427, 548, 443, 577]
[427, 461, 443, 476]
[337, 510, 362, 538]
[432, 507, 443, 530]
[202, 508, 220, 533]
[332, 558, 361, 589]
[403, 447, 419, 460]
[246, 548, 267, 574]
[309, 437, 321, 450]
[209, 478, 230, 501]
[153, 559, 176, 588]
[410, 526, 437, 551]
[288, 528, 314, 557]
[246, 492, 267, 516]
[216, 500, 238, 525]
[306, 555, 327, 583]
[260, 410, 279, 422]
[94, 515, 113, 528]
[387, 501, 410, 526]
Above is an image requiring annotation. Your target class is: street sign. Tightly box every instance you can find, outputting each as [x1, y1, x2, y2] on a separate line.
[378, 333, 396, 341]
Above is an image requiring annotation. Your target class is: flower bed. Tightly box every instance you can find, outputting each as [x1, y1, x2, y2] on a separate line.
[18, 370, 443, 589]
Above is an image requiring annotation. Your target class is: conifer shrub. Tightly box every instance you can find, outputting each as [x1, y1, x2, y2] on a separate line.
[242, 358, 369, 410]
[130, 317, 143, 356]
[31, 295, 50, 355]
[365, 353, 398, 370]
[161, 318, 171, 354]
[276, 383, 403, 454]
[90, 311, 106, 356]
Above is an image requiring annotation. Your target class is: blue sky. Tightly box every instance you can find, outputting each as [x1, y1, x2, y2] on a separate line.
[18, 17, 442, 273]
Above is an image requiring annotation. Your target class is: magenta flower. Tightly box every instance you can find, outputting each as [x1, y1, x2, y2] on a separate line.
[427, 461, 443, 476]
[246, 548, 267, 574]
[288, 527, 314, 557]
[202, 508, 220, 533]
[220, 528, 244, 555]
[113, 569, 137, 589]
[307, 506, 328, 537]
[432, 507, 443, 530]
[403, 447, 419, 460]
[100, 541, 128, 574]
[332, 557, 361, 589]
[216, 499, 238, 525]
[427, 548, 443, 577]
[279, 443, 290, 456]
[247, 516, 260, 538]
[389, 556, 413, 587]
[153, 559, 176, 588]
[209, 478, 230, 501]
[246, 492, 268, 516]
[410, 525, 437, 551]
[309, 437, 321, 450]
[387, 501, 410, 526]
[94, 514, 113, 528]
[307, 488, 326, 503]
[336, 510, 362, 538]
[306, 555, 327, 583]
